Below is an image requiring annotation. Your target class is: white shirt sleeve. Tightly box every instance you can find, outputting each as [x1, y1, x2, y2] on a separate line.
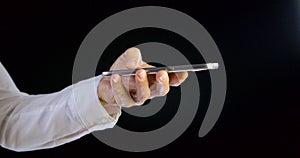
[0, 62, 121, 152]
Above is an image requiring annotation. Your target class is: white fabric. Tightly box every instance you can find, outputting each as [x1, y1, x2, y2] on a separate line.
[0, 62, 121, 151]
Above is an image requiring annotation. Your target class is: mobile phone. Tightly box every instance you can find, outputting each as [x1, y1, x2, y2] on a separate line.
[102, 63, 218, 76]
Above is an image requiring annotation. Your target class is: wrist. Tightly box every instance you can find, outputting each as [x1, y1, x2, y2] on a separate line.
[98, 78, 121, 118]
[97, 78, 108, 105]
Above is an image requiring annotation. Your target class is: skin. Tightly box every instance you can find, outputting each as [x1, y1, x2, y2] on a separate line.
[97, 47, 188, 117]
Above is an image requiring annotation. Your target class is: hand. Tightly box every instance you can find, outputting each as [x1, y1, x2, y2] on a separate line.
[97, 48, 188, 116]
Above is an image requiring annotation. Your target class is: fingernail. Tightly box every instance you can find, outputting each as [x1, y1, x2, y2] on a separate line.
[138, 70, 146, 80]
[159, 72, 168, 82]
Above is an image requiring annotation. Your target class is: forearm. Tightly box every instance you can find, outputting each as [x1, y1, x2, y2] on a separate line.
[0, 76, 121, 152]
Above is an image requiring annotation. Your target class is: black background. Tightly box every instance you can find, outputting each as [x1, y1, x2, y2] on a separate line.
[0, 0, 300, 157]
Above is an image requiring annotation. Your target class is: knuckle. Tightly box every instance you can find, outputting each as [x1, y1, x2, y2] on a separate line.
[124, 100, 135, 108]
[183, 72, 189, 79]
[135, 101, 144, 106]
[141, 93, 150, 102]
[143, 87, 151, 96]
[144, 91, 151, 99]
[171, 82, 181, 87]
[162, 87, 170, 96]
[126, 104, 136, 108]
[120, 104, 133, 108]
[134, 93, 149, 105]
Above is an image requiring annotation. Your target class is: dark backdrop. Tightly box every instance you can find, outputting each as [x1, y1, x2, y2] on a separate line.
[0, 0, 299, 157]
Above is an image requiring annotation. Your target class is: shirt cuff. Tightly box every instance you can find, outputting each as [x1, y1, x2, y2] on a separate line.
[70, 75, 121, 132]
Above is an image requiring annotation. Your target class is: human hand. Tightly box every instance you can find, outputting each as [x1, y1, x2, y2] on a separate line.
[97, 48, 188, 116]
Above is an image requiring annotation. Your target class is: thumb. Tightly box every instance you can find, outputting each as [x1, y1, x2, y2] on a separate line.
[110, 47, 145, 70]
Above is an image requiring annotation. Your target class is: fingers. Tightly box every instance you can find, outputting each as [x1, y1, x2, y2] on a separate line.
[133, 69, 151, 105]
[106, 70, 187, 107]
[169, 71, 188, 87]
[150, 70, 170, 99]
[109, 70, 151, 107]
[110, 74, 135, 107]
[106, 47, 189, 108]
[109, 69, 171, 107]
